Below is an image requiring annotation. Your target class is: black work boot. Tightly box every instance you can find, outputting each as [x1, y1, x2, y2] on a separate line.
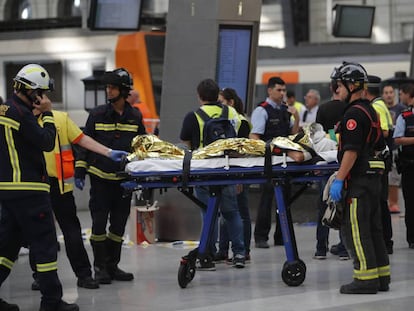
[94, 266, 112, 284]
[91, 240, 111, 284]
[378, 275, 391, 292]
[77, 276, 100, 289]
[0, 298, 19, 311]
[340, 279, 379, 294]
[39, 300, 79, 311]
[106, 238, 134, 281]
[31, 278, 40, 291]
[108, 266, 134, 281]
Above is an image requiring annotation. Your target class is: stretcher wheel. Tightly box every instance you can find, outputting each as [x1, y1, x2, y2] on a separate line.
[178, 257, 196, 288]
[281, 259, 306, 286]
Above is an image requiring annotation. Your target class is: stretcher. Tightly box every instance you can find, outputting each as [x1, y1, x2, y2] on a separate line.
[120, 152, 338, 288]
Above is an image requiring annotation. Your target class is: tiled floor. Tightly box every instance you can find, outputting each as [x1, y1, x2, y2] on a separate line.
[1, 210, 413, 311]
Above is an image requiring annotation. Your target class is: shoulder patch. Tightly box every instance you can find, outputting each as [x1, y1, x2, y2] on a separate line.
[346, 119, 357, 131]
[0, 104, 9, 116]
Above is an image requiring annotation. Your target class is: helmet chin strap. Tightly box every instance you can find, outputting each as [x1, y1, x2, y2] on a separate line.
[343, 81, 362, 103]
[107, 94, 123, 104]
[107, 88, 129, 104]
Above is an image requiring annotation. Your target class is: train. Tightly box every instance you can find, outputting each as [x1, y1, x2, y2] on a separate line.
[0, 30, 411, 128]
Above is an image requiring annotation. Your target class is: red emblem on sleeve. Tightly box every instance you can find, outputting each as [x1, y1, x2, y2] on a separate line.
[346, 119, 357, 130]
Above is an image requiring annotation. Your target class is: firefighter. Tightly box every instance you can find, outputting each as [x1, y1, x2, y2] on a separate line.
[30, 109, 128, 291]
[329, 62, 390, 294]
[74, 68, 146, 284]
[0, 64, 78, 311]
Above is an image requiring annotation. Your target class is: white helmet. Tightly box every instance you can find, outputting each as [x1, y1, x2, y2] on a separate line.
[13, 64, 54, 91]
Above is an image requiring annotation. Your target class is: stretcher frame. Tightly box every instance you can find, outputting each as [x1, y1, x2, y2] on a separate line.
[120, 161, 339, 288]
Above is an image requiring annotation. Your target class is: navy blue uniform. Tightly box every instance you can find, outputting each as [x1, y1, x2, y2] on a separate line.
[0, 94, 63, 308]
[75, 102, 145, 276]
[337, 98, 390, 287]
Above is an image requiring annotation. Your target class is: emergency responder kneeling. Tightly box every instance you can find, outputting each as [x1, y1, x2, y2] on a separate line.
[328, 62, 391, 294]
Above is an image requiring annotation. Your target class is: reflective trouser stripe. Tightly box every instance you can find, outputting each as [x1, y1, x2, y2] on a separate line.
[107, 231, 123, 243]
[0, 257, 14, 270]
[350, 198, 367, 271]
[378, 265, 391, 277]
[90, 234, 107, 242]
[353, 267, 379, 280]
[36, 261, 58, 272]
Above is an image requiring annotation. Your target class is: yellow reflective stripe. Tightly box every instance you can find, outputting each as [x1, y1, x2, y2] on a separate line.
[36, 261, 58, 272]
[0, 257, 14, 270]
[95, 123, 116, 131]
[0, 116, 20, 130]
[95, 123, 139, 132]
[90, 234, 107, 242]
[368, 161, 385, 169]
[350, 198, 367, 271]
[42, 116, 55, 124]
[5, 127, 21, 181]
[353, 267, 379, 280]
[75, 160, 88, 169]
[0, 182, 50, 192]
[378, 265, 391, 277]
[88, 166, 123, 180]
[107, 232, 123, 243]
[116, 124, 138, 132]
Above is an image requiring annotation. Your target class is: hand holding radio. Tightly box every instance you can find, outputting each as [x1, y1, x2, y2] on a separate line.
[32, 92, 52, 113]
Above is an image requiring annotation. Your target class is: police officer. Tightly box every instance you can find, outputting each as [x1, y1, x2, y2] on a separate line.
[393, 82, 414, 248]
[0, 64, 78, 311]
[250, 76, 299, 249]
[329, 62, 390, 294]
[75, 68, 146, 284]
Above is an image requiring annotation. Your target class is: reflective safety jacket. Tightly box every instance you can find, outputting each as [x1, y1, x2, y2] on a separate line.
[0, 94, 56, 199]
[38, 110, 84, 194]
[75, 102, 146, 181]
[194, 102, 241, 148]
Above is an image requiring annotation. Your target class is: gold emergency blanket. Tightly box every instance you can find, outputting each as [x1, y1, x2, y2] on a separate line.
[270, 129, 313, 152]
[192, 138, 265, 159]
[127, 134, 185, 161]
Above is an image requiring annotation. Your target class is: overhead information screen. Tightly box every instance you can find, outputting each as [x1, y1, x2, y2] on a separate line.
[216, 25, 252, 106]
[88, 0, 143, 30]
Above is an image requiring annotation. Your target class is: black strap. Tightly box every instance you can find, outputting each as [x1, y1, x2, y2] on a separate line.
[302, 110, 308, 122]
[264, 141, 273, 183]
[182, 149, 192, 189]
[196, 104, 228, 121]
[353, 104, 380, 144]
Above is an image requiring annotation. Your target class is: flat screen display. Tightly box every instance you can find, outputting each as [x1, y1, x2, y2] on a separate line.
[88, 0, 143, 31]
[332, 5, 375, 38]
[216, 25, 252, 107]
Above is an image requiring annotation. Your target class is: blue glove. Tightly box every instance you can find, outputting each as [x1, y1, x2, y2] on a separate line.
[74, 178, 85, 190]
[329, 179, 344, 202]
[121, 181, 138, 190]
[108, 149, 128, 162]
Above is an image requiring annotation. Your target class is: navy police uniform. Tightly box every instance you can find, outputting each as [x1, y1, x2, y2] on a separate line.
[337, 98, 390, 289]
[394, 108, 414, 245]
[253, 101, 291, 246]
[0, 94, 63, 307]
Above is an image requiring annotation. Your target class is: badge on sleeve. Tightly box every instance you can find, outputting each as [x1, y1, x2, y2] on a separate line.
[346, 119, 357, 130]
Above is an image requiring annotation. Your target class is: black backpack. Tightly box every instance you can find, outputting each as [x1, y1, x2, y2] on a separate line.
[196, 104, 237, 146]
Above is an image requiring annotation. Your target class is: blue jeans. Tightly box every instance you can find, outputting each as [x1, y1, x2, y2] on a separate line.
[195, 185, 245, 257]
[218, 185, 251, 255]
